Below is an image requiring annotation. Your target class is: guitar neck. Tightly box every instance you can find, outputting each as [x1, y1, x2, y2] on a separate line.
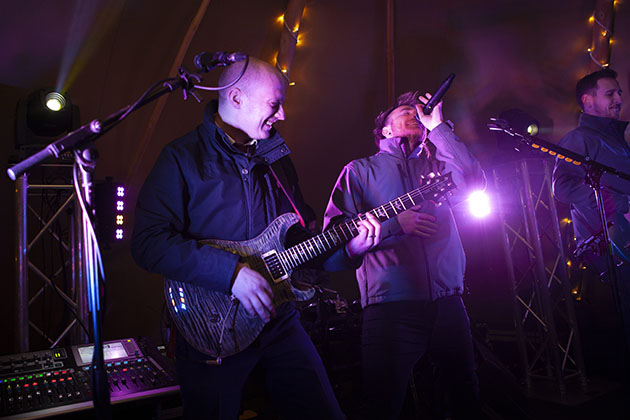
[279, 180, 443, 271]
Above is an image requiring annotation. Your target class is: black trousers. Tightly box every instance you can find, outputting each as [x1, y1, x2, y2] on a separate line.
[361, 296, 480, 420]
[176, 307, 344, 420]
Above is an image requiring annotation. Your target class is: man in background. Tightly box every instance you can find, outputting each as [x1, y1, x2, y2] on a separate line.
[553, 68, 630, 366]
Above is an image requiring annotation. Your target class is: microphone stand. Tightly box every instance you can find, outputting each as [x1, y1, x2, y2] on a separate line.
[488, 118, 630, 354]
[8, 63, 221, 420]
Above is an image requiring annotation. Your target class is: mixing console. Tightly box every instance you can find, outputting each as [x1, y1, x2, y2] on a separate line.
[0, 337, 179, 419]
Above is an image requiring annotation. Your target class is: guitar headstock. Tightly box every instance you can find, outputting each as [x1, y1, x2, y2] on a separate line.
[420, 172, 456, 205]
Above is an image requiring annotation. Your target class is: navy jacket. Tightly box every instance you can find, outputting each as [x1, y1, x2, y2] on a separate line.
[131, 101, 348, 294]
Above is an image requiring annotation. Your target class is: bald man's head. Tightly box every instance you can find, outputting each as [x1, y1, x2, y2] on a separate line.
[217, 57, 288, 141]
[218, 57, 286, 102]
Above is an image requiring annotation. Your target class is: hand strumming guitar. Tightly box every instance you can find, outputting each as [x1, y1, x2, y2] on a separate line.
[397, 204, 438, 239]
[231, 262, 274, 322]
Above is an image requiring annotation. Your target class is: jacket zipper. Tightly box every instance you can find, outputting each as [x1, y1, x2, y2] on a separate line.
[398, 143, 433, 300]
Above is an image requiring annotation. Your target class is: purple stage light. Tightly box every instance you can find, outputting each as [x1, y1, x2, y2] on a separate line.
[468, 190, 491, 218]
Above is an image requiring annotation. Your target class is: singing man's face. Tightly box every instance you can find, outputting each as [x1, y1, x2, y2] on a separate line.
[382, 105, 426, 139]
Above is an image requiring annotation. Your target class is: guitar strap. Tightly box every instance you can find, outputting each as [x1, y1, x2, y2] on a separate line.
[269, 157, 306, 228]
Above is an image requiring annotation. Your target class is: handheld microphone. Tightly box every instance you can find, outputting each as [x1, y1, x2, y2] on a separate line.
[194, 51, 247, 70]
[422, 73, 455, 115]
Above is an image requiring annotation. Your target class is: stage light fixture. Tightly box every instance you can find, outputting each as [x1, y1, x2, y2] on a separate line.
[45, 91, 67, 111]
[14, 87, 80, 159]
[95, 178, 127, 244]
[499, 109, 540, 138]
[493, 108, 545, 160]
[468, 190, 491, 219]
[526, 123, 539, 136]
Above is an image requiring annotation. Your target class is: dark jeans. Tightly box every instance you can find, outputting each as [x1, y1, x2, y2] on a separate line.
[176, 306, 344, 420]
[361, 296, 479, 420]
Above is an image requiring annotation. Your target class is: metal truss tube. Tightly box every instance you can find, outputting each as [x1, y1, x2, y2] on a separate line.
[520, 159, 566, 394]
[15, 165, 89, 351]
[542, 161, 588, 389]
[493, 167, 532, 390]
[16, 174, 29, 352]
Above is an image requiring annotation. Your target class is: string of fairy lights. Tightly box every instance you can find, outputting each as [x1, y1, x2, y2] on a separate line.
[586, 0, 618, 68]
[274, 12, 304, 87]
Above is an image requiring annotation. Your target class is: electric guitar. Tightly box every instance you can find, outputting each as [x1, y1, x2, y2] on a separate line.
[164, 172, 455, 359]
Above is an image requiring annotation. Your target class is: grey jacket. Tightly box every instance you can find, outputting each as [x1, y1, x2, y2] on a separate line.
[552, 112, 630, 259]
[323, 123, 485, 307]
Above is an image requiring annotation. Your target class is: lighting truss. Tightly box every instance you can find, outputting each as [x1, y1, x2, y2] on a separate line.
[492, 158, 587, 397]
[15, 164, 89, 352]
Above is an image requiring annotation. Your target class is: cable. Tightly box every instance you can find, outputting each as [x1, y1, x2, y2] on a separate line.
[193, 56, 249, 91]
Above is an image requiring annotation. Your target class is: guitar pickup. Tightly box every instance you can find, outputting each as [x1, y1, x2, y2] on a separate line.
[261, 250, 288, 283]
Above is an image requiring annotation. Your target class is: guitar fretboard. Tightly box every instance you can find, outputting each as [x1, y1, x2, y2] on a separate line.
[278, 173, 453, 271]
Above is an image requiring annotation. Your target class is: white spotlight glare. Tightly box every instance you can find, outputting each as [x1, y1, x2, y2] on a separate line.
[468, 190, 491, 218]
[45, 92, 66, 111]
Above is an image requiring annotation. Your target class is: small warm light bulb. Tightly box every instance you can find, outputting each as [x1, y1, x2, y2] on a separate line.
[293, 23, 300, 32]
[296, 35, 303, 46]
[281, 68, 288, 73]
[289, 81, 296, 86]
[589, 15, 594, 23]
[602, 31, 608, 37]
[277, 14, 285, 24]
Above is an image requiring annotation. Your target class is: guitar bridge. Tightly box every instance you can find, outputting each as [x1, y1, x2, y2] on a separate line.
[262, 249, 288, 283]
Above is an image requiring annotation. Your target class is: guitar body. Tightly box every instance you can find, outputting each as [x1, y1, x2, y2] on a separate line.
[164, 213, 315, 358]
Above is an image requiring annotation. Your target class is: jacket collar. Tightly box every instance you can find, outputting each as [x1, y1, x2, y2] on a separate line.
[202, 100, 290, 163]
[579, 112, 629, 139]
[378, 136, 424, 159]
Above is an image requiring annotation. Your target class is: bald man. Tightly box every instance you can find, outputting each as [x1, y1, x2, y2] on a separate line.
[131, 57, 378, 419]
